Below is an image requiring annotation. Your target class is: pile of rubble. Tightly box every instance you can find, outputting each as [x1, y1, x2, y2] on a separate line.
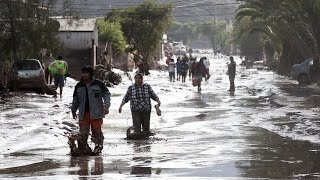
[0, 85, 10, 104]
[94, 64, 122, 87]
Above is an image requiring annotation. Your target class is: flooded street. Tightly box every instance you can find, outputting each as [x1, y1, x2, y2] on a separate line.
[1, 55, 320, 179]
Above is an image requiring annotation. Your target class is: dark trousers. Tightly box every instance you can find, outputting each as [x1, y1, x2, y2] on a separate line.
[181, 72, 187, 82]
[169, 72, 175, 82]
[131, 110, 151, 133]
[229, 75, 235, 91]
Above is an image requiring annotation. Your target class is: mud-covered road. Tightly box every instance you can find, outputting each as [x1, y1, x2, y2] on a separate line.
[1, 54, 320, 179]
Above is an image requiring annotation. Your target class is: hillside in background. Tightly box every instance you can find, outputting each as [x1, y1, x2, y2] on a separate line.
[52, 0, 240, 23]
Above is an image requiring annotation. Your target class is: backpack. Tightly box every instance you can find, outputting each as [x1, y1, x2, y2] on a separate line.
[48, 60, 67, 75]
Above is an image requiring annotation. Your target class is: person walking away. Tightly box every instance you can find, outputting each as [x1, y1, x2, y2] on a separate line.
[71, 66, 111, 155]
[138, 61, 145, 75]
[168, 59, 176, 82]
[118, 73, 161, 134]
[227, 56, 236, 91]
[191, 59, 206, 92]
[48, 56, 68, 98]
[203, 57, 211, 80]
[188, 58, 196, 80]
[144, 61, 150, 76]
[180, 59, 189, 83]
[42, 52, 54, 84]
[176, 57, 182, 81]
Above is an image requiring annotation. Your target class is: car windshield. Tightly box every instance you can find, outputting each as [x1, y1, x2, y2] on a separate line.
[16, 61, 40, 70]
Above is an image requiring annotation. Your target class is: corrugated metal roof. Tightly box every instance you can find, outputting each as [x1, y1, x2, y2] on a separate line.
[54, 18, 97, 32]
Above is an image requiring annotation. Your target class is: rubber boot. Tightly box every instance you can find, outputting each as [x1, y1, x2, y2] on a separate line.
[78, 135, 92, 156]
[92, 130, 104, 155]
[93, 143, 103, 155]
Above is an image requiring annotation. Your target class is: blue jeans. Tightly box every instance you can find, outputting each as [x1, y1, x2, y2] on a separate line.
[54, 75, 65, 87]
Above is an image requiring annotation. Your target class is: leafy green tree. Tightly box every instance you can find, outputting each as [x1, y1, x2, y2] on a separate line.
[167, 22, 198, 45]
[167, 20, 230, 53]
[235, 30, 263, 60]
[106, 0, 172, 63]
[97, 19, 127, 56]
[197, 20, 230, 53]
[0, 0, 77, 90]
[234, 0, 320, 75]
[0, 0, 76, 65]
[0, 0, 75, 63]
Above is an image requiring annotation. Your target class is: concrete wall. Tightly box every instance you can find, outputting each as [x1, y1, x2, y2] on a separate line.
[57, 30, 98, 50]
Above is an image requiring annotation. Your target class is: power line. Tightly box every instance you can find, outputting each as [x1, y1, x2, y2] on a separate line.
[50, 0, 239, 21]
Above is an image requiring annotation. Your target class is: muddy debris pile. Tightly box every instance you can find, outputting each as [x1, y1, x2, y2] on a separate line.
[94, 64, 122, 87]
[0, 85, 10, 104]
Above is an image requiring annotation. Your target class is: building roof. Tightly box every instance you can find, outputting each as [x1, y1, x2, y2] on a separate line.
[54, 18, 97, 32]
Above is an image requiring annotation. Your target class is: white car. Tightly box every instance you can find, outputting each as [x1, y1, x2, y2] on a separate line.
[291, 58, 314, 85]
[9, 59, 46, 93]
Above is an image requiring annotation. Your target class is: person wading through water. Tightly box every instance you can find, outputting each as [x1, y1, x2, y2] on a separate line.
[71, 66, 111, 155]
[227, 56, 236, 92]
[191, 58, 207, 92]
[118, 73, 161, 135]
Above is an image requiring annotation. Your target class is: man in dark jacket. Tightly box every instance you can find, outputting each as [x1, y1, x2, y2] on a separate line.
[227, 56, 236, 91]
[71, 66, 111, 155]
[180, 59, 189, 83]
[191, 58, 207, 92]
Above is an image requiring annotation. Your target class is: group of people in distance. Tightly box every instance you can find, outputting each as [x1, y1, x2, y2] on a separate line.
[166, 55, 236, 92]
[167, 56, 210, 91]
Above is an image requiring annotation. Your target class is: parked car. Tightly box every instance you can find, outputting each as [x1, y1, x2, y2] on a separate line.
[9, 59, 46, 93]
[291, 58, 314, 85]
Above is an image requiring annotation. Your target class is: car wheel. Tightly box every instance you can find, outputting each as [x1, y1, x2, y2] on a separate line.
[298, 74, 310, 85]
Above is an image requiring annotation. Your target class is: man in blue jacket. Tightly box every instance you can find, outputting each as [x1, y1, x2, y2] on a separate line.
[71, 66, 111, 155]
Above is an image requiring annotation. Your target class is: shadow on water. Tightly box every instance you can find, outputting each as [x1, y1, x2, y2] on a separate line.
[173, 92, 222, 108]
[0, 160, 60, 176]
[278, 83, 320, 97]
[175, 109, 227, 126]
[68, 156, 104, 176]
[127, 140, 162, 176]
[237, 127, 320, 179]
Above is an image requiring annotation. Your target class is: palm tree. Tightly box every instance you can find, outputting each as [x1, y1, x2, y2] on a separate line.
[234, 0, 320, 75]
